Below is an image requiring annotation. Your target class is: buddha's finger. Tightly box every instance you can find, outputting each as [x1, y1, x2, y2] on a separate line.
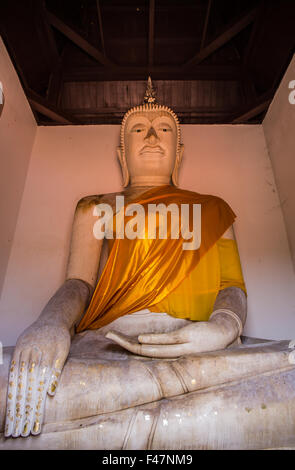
[133, 342, 189, 358]
[30, 361, 51, 436]
[47, 356, 65, 397]
[11, 349, 31, 437]
[4, 353, 19, 437]
[138, 330, 185, 345]
[107, 331, 188, 358]
[21, 350, 43, 437]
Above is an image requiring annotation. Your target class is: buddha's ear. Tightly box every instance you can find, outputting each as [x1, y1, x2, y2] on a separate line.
[172, 144, 184, 187]
[117, 147, 129, 188]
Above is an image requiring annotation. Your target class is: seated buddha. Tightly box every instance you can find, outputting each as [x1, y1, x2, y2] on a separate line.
[3, 79, 293, 450]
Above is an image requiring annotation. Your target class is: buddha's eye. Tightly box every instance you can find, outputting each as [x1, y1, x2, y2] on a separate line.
[160, 127, 171, 132]
[131, 127, 145, 133]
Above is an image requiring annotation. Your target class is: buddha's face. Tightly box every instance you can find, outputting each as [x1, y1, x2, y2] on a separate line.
[124, 111, 178, 184]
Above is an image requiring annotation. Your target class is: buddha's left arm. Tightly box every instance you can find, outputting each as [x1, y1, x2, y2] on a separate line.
[209, 225, 247, 342]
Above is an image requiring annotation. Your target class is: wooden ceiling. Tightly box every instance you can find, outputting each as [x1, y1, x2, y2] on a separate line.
[0, 0, 294, 125]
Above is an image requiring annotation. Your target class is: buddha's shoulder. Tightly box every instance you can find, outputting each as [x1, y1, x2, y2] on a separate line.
[178, 187, 230, 206]
[75, 191, 123, 211]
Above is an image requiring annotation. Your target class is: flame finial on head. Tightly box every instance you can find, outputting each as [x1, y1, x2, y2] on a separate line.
[143, 76, 157, 104]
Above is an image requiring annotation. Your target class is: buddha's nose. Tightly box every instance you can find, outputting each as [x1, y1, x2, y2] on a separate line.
[145, 126, 158, 141]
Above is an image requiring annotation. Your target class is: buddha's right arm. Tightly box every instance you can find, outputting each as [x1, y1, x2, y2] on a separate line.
[5, 197, 103, 438]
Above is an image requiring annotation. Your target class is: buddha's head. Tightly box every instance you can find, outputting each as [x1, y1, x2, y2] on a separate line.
[117, 78, 184, 187]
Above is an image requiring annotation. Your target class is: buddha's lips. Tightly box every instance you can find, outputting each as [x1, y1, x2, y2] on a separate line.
[139, 145, 164, 155]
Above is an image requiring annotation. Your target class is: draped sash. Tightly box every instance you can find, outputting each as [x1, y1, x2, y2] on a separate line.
[77, 185, 236, 332]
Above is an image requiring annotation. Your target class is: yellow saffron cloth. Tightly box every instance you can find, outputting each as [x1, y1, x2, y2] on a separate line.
[76, 185, 238, 332]
[150, 238, 246, 321]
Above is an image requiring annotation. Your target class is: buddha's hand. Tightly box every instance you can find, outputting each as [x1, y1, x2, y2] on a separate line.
[106, 313, 240, 358]
[4, 321, 71, 438]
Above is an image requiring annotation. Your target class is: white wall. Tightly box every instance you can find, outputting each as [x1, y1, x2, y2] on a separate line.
[0, 37, 36, 297]
[263, 54, 295, 272]
[1, 123, 294, 345]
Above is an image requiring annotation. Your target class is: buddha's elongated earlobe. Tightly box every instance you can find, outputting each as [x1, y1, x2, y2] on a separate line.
[117, 147, 129, 187]
[172, 144, 184, 187]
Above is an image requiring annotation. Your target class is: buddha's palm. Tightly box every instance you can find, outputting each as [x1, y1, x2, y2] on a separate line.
[5, 322, 70, 437]
[106, 316, 239, 358]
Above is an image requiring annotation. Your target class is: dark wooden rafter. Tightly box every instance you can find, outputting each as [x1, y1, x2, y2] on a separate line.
[200, 0, 212, 50]
[35, 1, 64, 107]
[35, 1, 60, 69]
[46, 10, 114, 67]
[63, 64, 242, 82]
[243, 1, 266, 66]
[46, 64, 63, 106]
[231, 90, 273, 123]
[27, 89, 79, 124]
[2, 0, 294, 126]
[148, 0, 155, 66]
[96, 0, 106, 56]
[184, 6, 258, 68]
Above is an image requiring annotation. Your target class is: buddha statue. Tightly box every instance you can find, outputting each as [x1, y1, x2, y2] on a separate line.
[1, 79, 295, 450]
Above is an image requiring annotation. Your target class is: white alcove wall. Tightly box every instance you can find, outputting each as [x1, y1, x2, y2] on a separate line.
[0, 37, 36, 296]
[263, 54, 295, 271]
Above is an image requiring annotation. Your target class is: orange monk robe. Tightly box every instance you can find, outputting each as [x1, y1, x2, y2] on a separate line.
[77, 185, 246, 332]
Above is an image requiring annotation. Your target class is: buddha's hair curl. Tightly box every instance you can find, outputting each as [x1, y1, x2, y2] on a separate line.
[120, 103, 181, 159]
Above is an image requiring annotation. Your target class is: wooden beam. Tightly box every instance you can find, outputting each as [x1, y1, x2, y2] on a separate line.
[63, 64, 242, 82]
[35, 0, 60, 69]
[243, 1, 266, 66]
[64, 106, 234, 116]
[231, 91, 273, 123]
[46, 11, 113, 67]
[96, 0, 106, 56]
[200, 0, 212, 50]
[148, 0, 155, 66]
[184, 7, 258, 68]
[47, 65, 63, 106]
[27, 89, 79, 124]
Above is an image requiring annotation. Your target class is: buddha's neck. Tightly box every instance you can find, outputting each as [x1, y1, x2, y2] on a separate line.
[129, 175, 171, 187]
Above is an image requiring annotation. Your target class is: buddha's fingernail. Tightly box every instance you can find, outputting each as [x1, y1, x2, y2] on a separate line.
[54, 359, 61, 368]
[50, 381, 57, 394]
[33, 421, 40, 433]
[23, 422, 29, 434]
